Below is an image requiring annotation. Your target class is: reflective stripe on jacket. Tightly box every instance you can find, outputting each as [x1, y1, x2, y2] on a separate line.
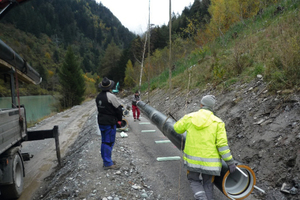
[174, 109, 234, 176]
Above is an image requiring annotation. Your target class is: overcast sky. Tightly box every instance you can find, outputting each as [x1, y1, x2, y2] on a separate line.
[96, 0, 194, 34]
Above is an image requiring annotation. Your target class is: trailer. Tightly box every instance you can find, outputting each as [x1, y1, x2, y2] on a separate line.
[0, 25, 61, 200]
[0, 38, 61, 200]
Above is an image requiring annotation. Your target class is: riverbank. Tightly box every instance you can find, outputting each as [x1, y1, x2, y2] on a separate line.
[0, 95, 58, 124]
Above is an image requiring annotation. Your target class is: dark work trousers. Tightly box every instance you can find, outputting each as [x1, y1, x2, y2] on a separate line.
[132, 105, 140, 119]
[99, 124, 116, 167]
[187, 171, 215, 200]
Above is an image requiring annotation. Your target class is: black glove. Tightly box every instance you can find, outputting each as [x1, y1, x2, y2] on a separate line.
[228, 163, 236, 173]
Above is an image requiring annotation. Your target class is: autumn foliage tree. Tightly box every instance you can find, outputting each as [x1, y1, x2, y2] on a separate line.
[124, 59, 136, 87]
[206, 0, 260, 41]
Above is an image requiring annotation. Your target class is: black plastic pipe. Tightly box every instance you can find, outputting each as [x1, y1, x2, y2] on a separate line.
[0, 39, 41, 84]
[137, 101, 256, 199]
[137, 101, 184, 150]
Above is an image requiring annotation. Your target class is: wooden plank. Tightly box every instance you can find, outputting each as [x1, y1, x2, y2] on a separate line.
[0, 59, 36, 84]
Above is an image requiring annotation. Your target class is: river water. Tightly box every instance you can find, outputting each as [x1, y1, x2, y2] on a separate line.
[0, 95, 58, 123]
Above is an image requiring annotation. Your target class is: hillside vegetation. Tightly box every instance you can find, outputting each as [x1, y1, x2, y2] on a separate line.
[136, 0, 300, 96]
[0, 0, 299, 107]
[0, 0, 136, 98]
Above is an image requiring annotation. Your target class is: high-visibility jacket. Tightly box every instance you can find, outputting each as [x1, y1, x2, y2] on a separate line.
[174, 109, 234, 176]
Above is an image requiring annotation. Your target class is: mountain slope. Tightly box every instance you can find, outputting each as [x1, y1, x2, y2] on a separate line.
[146, 78, 300, 200]
[1, 0, 135, 48]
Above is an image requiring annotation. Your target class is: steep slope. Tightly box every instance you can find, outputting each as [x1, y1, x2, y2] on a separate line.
[1, 0, 135, 48]
[146, 76, 300, 200]
[20, 78, 299, 200]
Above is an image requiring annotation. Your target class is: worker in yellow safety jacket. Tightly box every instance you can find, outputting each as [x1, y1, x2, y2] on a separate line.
[174, 95, 236, 200]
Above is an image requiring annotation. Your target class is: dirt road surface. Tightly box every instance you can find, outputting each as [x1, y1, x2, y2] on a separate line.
[9, 77, 300, 200]
[19, 100, 97, 200]
[25, 97, 250, 200]
[18, 95, 259, 200]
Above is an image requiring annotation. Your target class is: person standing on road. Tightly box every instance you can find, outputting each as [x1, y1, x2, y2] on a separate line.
[173, 95, 236, 200]
[96, 77, 123, 170]
[132, 90, 141, 121]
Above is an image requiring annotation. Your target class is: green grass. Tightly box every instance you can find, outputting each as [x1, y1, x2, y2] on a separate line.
[139, 0, 300, 94]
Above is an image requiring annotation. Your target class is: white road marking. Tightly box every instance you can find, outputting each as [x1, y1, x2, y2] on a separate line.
[139, 122, 151, 124]
[156, 156, 181, 161]
[155, 140, 171, 143]
[141, 130, 156, 132]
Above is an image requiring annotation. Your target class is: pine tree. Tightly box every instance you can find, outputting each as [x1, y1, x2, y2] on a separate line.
[100, 40, 121, 80]
[58, 46, 85, 108]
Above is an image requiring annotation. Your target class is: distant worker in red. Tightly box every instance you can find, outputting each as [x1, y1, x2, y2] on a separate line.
[132, 90, 141, 121]
[96, 77, 123, 170]
[174, 95, 236, 200]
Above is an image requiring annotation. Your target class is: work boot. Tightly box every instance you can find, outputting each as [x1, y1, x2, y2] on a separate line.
[102, 161, 117, 167]
[103, 164, 120, 170]
[137, 118, 141, 121]
[194, 191, 208, 200]
[134, 119, 136, 122]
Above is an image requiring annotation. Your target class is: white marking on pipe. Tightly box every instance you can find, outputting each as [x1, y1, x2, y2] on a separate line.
[227, 194, 235, 200]
[155, 140, 171, 143]
[156, 156, 181, 161]
[141, 130, 156, 132]
[254, 185, 265, 193]
[139, 122, 151, 124]
[236, 166, 248, 177]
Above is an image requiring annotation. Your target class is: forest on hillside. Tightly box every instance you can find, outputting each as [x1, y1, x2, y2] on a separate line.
[1, 0, 299, 110]
[0, 0, 135, 95]
[0, 0, 210, 98]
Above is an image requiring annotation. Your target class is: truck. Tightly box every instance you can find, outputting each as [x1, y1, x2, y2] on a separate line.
[0, 1, 61, 199]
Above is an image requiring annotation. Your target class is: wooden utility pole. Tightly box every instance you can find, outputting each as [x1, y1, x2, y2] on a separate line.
[139, 34, 147, 92]
[147, 0, 151, 103]
[168, 0, 172, 113]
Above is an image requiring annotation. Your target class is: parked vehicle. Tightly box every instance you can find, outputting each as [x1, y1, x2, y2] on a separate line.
[0, 1, 61, 199]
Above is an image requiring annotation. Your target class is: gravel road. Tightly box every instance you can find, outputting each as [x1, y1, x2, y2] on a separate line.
[11, 77, 300, 200]
[18, 100, 97, 200]
[23, 97, 247, 200]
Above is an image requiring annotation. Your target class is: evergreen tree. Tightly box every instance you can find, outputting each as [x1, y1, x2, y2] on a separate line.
[53, 49, 60, 63]
[100, 40, 121, 80]
[116, 48, 131, 86]
[58, 46, 85, 108]
[36, 64, 48, 90]
[82, 55, 92, 72]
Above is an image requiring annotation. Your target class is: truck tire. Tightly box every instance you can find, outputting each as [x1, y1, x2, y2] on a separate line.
[0, 153, 24, 199]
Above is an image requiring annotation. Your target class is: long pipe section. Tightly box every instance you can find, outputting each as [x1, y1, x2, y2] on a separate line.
[0, 39, 41, 84]
[137, 101, 256, 199]
[137, 101, 184, 150]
